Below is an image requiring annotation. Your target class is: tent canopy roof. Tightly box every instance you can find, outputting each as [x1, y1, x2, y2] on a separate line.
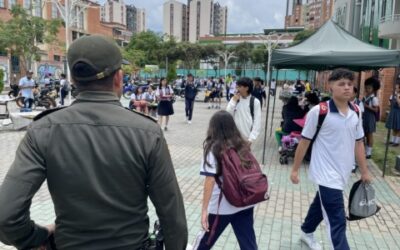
[271, 20, 400, 71]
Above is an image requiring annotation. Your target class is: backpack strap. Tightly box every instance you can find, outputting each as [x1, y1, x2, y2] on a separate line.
[312, 101, 328, 142]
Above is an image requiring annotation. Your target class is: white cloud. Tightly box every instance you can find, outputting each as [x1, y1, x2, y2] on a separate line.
[103, 0, 286, 33]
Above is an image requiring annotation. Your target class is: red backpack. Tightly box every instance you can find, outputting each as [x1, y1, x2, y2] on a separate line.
[207, 148, 269, 245]
[216, 148, 269, 207]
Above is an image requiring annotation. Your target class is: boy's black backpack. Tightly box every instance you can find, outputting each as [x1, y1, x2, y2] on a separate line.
[304, 101, 360, 161]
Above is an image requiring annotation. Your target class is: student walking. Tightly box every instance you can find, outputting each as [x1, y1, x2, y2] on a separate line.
[226, 77, 262, 145]
[386, 82, 400, 146]
[156, 77, 174, 131]
[252, 77, 266, 108]
[195, 110, 258, 250]
[184, 73, 198, 124]
[290, 68, 372, 250]
[362, 77, 381, 158]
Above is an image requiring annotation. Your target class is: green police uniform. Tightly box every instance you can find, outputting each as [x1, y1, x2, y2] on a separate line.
[0, 35, 188, 250]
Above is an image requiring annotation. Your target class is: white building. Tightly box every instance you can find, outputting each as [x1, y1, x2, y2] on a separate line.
[333, 0, 362, 38]
[163, 0, 188, 41]
[136, 8, 146, 32]
[101, 0, 126, 26]
[188, 0, 227, 42]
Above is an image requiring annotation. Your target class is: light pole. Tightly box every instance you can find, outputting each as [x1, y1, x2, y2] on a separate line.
[50, 0, 93, 104]
[217, 50, 236, 78]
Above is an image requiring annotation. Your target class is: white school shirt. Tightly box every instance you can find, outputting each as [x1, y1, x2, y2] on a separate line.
[199, 152, 254, 215]
[229, 81, 237, 95]
[18, 76, 35, 98]
[226, 96, 262, 142]
[302, 101, 364, 190]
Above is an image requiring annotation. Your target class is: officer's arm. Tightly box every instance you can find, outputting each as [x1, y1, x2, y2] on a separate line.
[147, 132, 188, 250]
[0, 130, 48, 249]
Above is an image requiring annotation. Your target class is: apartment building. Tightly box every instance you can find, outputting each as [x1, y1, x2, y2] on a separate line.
[101, 0, 126, 26]
[285, 0, 334, 29]
[163, 0, 188, 41]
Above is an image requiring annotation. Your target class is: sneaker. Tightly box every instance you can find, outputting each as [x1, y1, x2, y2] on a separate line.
[164, 126, 168, 131]
[208, 106, 211, 109]
[300, 232, 322, 250]
[366, 155, 371, 159]
[188, 121, 192, 124]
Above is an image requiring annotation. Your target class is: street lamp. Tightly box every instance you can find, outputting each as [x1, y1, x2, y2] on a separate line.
[49, 0, 94, 104]
[217, 50, 236, 78]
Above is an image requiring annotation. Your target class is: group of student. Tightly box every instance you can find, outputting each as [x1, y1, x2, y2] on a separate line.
[196, 68, 380, 250]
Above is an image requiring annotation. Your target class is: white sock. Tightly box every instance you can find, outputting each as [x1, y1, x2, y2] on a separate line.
[366, 147, 372, 156]
[390, 136, 395, 143]
[396, 137, 400, 144]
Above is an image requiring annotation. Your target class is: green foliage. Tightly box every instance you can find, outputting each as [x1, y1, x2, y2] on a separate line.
[0, 69, 4, 93]
[235, 67, 242, 77]
[0, 5, 62, 73]
[292, 29, 315, 45]
[126, 31, 162, 66]
[167, 63, 177, 83]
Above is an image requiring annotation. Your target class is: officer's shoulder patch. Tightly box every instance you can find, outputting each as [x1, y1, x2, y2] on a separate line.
[33, 107, 67, 121]
[125, 107, 157, 123]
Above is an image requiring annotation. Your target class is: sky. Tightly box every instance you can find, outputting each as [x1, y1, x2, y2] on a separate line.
[118, 0, 287, 34]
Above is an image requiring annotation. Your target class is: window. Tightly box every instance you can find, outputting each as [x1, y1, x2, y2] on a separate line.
[51, 2, 58, 18]
[34, 0, 42, 17]
[8, 0, 16, 8]
[23, 0, 30, 9]
[0, 0, 5, 8]
[11, 56, 19, 73]
[54, 55, 61, 61]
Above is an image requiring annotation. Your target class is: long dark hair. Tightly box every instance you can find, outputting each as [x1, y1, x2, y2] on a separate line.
[203, 111, 251, 174]
[159, 77, 168, 89]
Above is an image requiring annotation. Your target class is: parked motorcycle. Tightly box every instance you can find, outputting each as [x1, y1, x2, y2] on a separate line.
[8, 84, 19, 98]
[16, 86, 57, 110]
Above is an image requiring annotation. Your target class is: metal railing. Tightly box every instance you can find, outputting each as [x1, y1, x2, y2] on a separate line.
[380, 14, 400, 24]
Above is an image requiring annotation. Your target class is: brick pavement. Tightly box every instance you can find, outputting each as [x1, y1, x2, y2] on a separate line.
[0, 94, 400, 249]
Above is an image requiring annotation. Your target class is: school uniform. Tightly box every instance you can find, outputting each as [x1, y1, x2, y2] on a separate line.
[362, 94, 379, 133]
[300, 100, 364, 250]
[195, 153, 257, 250]
[386, 94, 400, 130]
[156, 86, 174, 116]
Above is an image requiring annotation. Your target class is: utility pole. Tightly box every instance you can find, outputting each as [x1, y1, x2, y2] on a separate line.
[50, 0, 93, 104]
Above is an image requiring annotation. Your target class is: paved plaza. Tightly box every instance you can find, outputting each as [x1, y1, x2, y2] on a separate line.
[1, 95, 400, 249]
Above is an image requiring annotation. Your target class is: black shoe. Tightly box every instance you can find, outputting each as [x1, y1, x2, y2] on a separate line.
[366, 155, 371, 159]
[391, 143, 399, 147]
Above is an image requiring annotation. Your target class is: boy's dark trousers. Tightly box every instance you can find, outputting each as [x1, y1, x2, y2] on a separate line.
[60, 89, 68, 105]
[185, 98, 195, 121]
[301, 185, 349, 250]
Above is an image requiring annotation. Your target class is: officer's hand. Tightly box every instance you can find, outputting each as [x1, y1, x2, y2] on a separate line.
[201, 211, 209, 232]
[290, 169, 300, 184]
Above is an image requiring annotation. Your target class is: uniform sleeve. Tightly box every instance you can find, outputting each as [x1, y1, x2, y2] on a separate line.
[18, 78, 24, 87]
[130, 93, 136, 100]
[355, 108, 364, 140]
[226, 99, 237, 115]
[0, 130, 48, 249]
[249, 98, 262, 142]
[301, 105, 319, 140]
[372, 97, 379, 107]
[147, 132, 188, 250]
[200, 152, 217, 176]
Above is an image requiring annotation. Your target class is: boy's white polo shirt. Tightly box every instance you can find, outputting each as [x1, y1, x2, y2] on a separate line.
[302, 100, 364, 190]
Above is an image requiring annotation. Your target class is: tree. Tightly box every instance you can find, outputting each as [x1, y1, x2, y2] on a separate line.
[126, 31, 163, 67]
[233, 42, 254, 76]
[178, 42, 202, 72]
[166, 62, 177, 83]
[0, 5, 62, 73]
[251, 44, 268, 79]
[292, 29, 315, 45]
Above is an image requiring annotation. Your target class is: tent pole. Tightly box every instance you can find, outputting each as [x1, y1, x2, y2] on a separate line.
[269, 69, 279, 136]
[357, 71, 362, 99]
[262, 69, 274, 164]
[382, 66, 399, 177]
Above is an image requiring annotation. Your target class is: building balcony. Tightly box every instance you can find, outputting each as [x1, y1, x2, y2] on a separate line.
[379, 14, 400, 39]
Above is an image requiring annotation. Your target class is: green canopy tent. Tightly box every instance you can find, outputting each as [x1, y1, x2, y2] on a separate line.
[261, 19, 400, 176]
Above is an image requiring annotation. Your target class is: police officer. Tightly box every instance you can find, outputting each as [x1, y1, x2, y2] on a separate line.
[0, 35, 188, 250]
